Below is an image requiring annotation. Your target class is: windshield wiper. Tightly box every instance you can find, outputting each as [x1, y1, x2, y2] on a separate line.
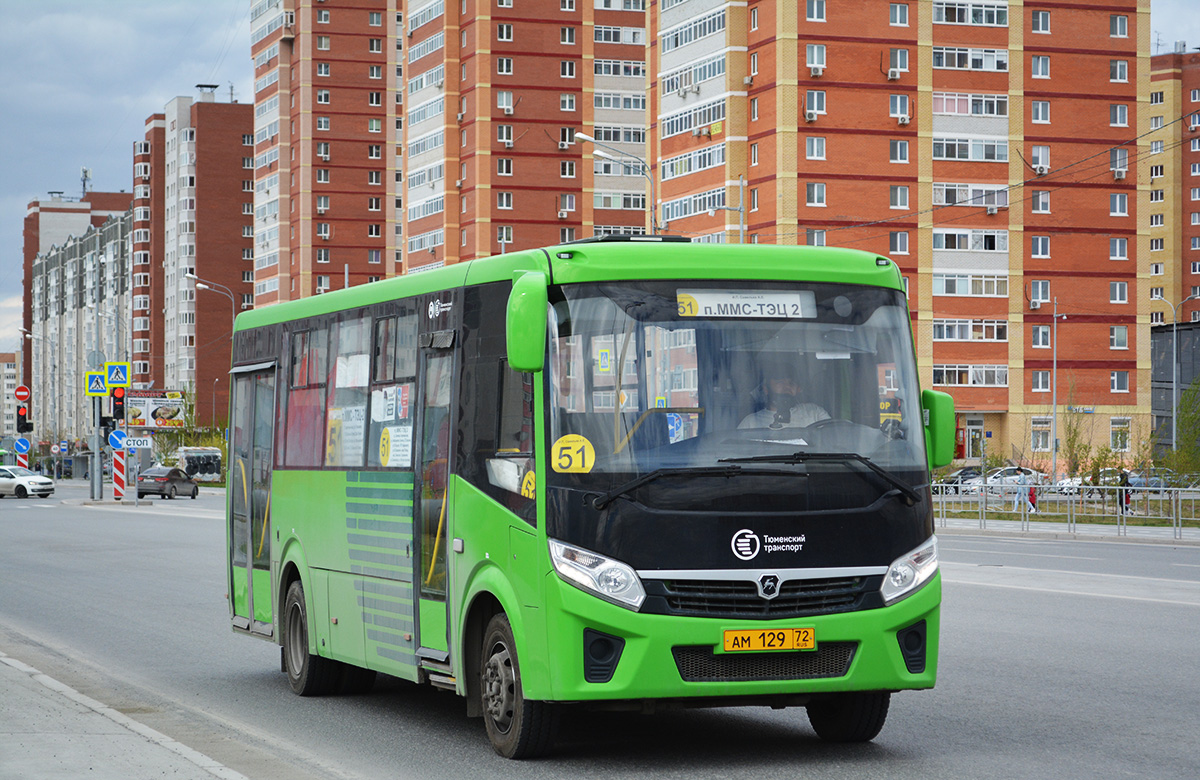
[717, 452, 921, 506]
[591, 466, 748, 510]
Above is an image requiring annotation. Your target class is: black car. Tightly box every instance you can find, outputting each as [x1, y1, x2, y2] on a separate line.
[137, 467, 199, 499]
[934, 466, 982, 495]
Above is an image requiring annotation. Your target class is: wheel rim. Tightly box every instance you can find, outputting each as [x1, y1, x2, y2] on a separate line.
[285, 600, 306, 677]
[483, 641, 516, 735]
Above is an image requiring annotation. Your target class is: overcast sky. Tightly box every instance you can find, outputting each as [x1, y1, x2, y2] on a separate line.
[2, 0, 1199, 356]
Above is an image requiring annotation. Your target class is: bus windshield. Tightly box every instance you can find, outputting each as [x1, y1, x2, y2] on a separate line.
[547, 280, 926, 489]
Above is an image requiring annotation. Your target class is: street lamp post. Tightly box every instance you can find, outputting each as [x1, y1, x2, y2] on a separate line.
[1050, 299, 1066, 484]
[1156, 292, 1200, 451]
[21, 329, 58, 475]
[187, 273, 237, 433]
[575, 133, 658, 234]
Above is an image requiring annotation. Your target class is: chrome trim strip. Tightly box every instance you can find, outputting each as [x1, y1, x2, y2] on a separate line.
[636, 566, 887, 581]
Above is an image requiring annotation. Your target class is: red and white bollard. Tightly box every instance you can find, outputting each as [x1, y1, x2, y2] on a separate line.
[113, 448, 125, 500]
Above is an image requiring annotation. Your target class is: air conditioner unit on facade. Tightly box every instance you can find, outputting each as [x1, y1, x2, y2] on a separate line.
[504, 140, 514, 148]
[743, 76, 754, 85]
[805, 110, 818, 122]
[456, 112, 464, 122]
[1034, 165, 1049, 176]
[700, 127, 711, 136]
[558, 211, 568, 219]
[1113, 168, 1127, 180]
[810, 66, 824, 77]
[677, 88, 687, 97]
[433, 79, 444, 88]
[888, 68, 901, 80]
[455, 179, 463, 188]
[1030, 299, 1041, 310]
[316, 207, 326, 214]
[690, 84, 700, 93]
[692, 127, 703, 136]
[503, 106, 514, 115]
[558, 141, 569, 150]
[986, 206, 998, 215]
[897, 114, 910, 125]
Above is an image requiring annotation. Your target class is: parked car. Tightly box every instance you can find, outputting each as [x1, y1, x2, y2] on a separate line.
[934, 466, 982, 494]
[962, 466, 1047, 495]
[1128, 467, 1177, 492]
[0, 466, 55, 499]
[136, 467, 199, 499]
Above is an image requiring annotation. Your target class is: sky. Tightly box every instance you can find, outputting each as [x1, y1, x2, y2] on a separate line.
[1, 0, 1199, 357]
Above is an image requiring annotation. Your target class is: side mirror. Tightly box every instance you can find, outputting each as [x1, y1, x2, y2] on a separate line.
[506, 272, 548, 372]
[921, 389, 955, 469]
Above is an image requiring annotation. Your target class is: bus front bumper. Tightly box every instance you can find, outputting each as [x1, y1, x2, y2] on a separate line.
[536, 570, 940, 703]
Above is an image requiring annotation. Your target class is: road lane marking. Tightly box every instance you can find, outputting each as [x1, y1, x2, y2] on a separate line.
[942, 549, 1102, 561]
[945, 579, 1200, 607]
[941, 561, 1200, 607]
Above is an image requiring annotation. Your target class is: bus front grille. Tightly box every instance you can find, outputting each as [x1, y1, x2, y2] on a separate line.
[644, 576, 879, 619]
[672, 643, 857, 682]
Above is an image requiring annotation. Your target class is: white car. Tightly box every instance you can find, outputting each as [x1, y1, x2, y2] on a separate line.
[961, 466, 1047, 495]
[0, 466, 55, 499]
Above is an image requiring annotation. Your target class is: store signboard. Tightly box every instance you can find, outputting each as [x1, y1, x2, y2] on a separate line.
[127, 389, 186, 429]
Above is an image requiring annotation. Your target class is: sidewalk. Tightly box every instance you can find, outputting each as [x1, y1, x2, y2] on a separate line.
[0, 651, 246, 780]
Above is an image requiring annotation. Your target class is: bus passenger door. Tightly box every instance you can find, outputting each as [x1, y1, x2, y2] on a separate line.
[229, 367, 277, 637]
[415, 327, 457, 664]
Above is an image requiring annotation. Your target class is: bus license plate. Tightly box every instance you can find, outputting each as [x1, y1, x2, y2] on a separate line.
[723, 628, 816, 652]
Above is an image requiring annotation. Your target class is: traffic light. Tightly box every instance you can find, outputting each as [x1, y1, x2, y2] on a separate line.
[16, 403, 32, 433]
[111, 386, 126, 421]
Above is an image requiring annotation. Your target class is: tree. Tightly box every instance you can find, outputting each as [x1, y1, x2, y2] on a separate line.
[1162, 380, 1200, 476]
[1058, 381, 1095, 478]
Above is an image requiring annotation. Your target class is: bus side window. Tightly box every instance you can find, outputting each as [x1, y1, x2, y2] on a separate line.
[485, 364, 536, 515]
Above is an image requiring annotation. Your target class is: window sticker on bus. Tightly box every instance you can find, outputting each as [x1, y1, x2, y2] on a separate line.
[520, 471, 536, 498]
[372, 384, 411, 422]
[676, 289, 816, 319]
[552, 434, 596, 473]
[380, 424, 413, 468]
[335, 353, 370, 387]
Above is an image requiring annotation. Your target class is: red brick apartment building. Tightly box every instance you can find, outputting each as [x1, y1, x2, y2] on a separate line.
[248, 0, 647, 302]
[651, 0, 1151, 468]
[22, 191, 132, 392]
[1149, 43, 1200, 327]
[134, 90, 253, 427]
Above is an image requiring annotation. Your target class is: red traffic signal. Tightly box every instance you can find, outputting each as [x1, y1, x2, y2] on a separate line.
[16, 403, 32, 433]
[111, 386, 126, 419]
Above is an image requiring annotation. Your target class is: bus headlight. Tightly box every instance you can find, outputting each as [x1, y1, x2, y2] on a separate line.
[549, 539, 645, 611]
[881, 536, 938, 605]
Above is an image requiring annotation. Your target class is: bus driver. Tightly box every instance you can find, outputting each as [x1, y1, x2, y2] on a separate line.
[738, 363, 831, 430]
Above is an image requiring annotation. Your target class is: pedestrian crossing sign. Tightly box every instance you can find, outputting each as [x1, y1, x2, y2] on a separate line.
[86, 372, 108, 396]
[105, 362, 131, 387]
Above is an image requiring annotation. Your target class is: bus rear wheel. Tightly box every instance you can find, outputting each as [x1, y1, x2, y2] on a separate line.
[283, 580, 339, 696]
[480, 613, 556, 759]
[807, 692, 890, 743]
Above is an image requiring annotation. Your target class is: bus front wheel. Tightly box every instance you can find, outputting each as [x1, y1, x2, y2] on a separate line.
[480, 613, 557, 759]
[283, 580, 339, 696]
[806, 692, 890, 743]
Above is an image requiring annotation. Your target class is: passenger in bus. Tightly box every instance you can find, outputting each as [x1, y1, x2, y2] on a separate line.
[738, 364, 830, 430]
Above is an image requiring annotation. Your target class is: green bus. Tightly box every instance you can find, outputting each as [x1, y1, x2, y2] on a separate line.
[226, 237, 954, 758]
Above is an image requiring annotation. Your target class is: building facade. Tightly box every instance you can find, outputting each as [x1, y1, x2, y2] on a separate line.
[135, 89, 255, 427]
[1, 352, 19, 438]
[651, 0, 1151, 471]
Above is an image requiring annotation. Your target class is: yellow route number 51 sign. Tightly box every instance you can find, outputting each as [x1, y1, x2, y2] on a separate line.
[551, 434, 595, 473]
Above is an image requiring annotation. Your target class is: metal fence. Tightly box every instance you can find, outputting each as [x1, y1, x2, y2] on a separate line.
[932, 483, 1197, 540]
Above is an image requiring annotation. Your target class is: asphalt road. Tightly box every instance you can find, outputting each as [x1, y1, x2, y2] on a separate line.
[1, 483, 1197, 779]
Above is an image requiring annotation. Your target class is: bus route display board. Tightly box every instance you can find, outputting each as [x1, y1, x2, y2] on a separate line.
[126, 389, 186, 429]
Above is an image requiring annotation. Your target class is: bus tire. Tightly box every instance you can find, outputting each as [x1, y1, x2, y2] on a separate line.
[481, 613, 557, 759]
[283, 580, 339, 696]
[807, 692, 890, 743]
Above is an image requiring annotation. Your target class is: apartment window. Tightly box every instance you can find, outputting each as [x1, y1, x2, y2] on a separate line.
[1110, 326, 1128, 350]
[1031, 55, 1049, 78]
[1152, 141, 1165, 154]
[1031, 280, 1049, 302]
[1032, 191, 1050, 213]
[317, 8, 329, 23]
[1111, 148, 1129, 172]
[497, 57, 513, 76]
[317, 63, 330, 77]
[751, 7, 758, 29]
[242, 156, 253, 169]
[316, 248, 330, 263]
[1110, 238, 1127, 260]
[561, 27, 575, 44]
[317, 89, 331, 105]
[368, 224, 381, 238]
[1110, 193, 1128, 216]
[750, 143, 759, 166]
[369, 65, 382, 80]
[1032, 101, 1049, 123]
[1031, 235, 1050, 258]
[368, 170, 381, 185]
[1110, 281, 1128, 303]
[1151, 239, 1164, 252]
[1032, 371, 1050, 393]
[1151, 262, 1164, 276]
[890, 185, 909, 209]
[497, 192, 513, 210]
[368, 197, 381, 212]
[890, 3, 908, 25]
[368, 144, 381, 159]
[498, 158, 513, 176]
[1032, 325, 1050, 348]
[1109, 104, 1127, 127]
[317, 168, 330, 183]
[366, 91, 381, 107]
[890, 231, 909, 254]
[1151, 91, 1164, 105]
[561, 61, 576, 78]
[890, 94, 909, 117]
[560, 94, 576, 111]
[807, 0, 825, 22]
[807, 90, 826, 114]
[498, 23, 513, 41]
[560, 194, 576, 212]
[317, 35, 330, 50]
[1110, 60, 1128, 82]
[1153, 189, 1166, 202]
[1110, 14, 1128, 37]
[1151, 288, 1165, 301]
[806, 182, 826, 206]
[1031, 145, 1049, 168]
[369, 38, 382, 53]
[1031, 10, 1049, 32]
[1152, 312, 1165, 324]
[889, 140, 909, 163]
[806, 137, 826, 160]
[806, 229, 826, 247]
[1150, 164, 1164, 178]
[242, 179, 253, 192]
[561, 161, 576, 178]
[1111, 418, 1131, 451]
[317, 116, 330, 131]
[890, 49, 909, 72]
[807, 44, 826, 68]
[751, 98, 758, 121]
[1151, 116, 1164, 130]
[369, 11, 382, 25]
